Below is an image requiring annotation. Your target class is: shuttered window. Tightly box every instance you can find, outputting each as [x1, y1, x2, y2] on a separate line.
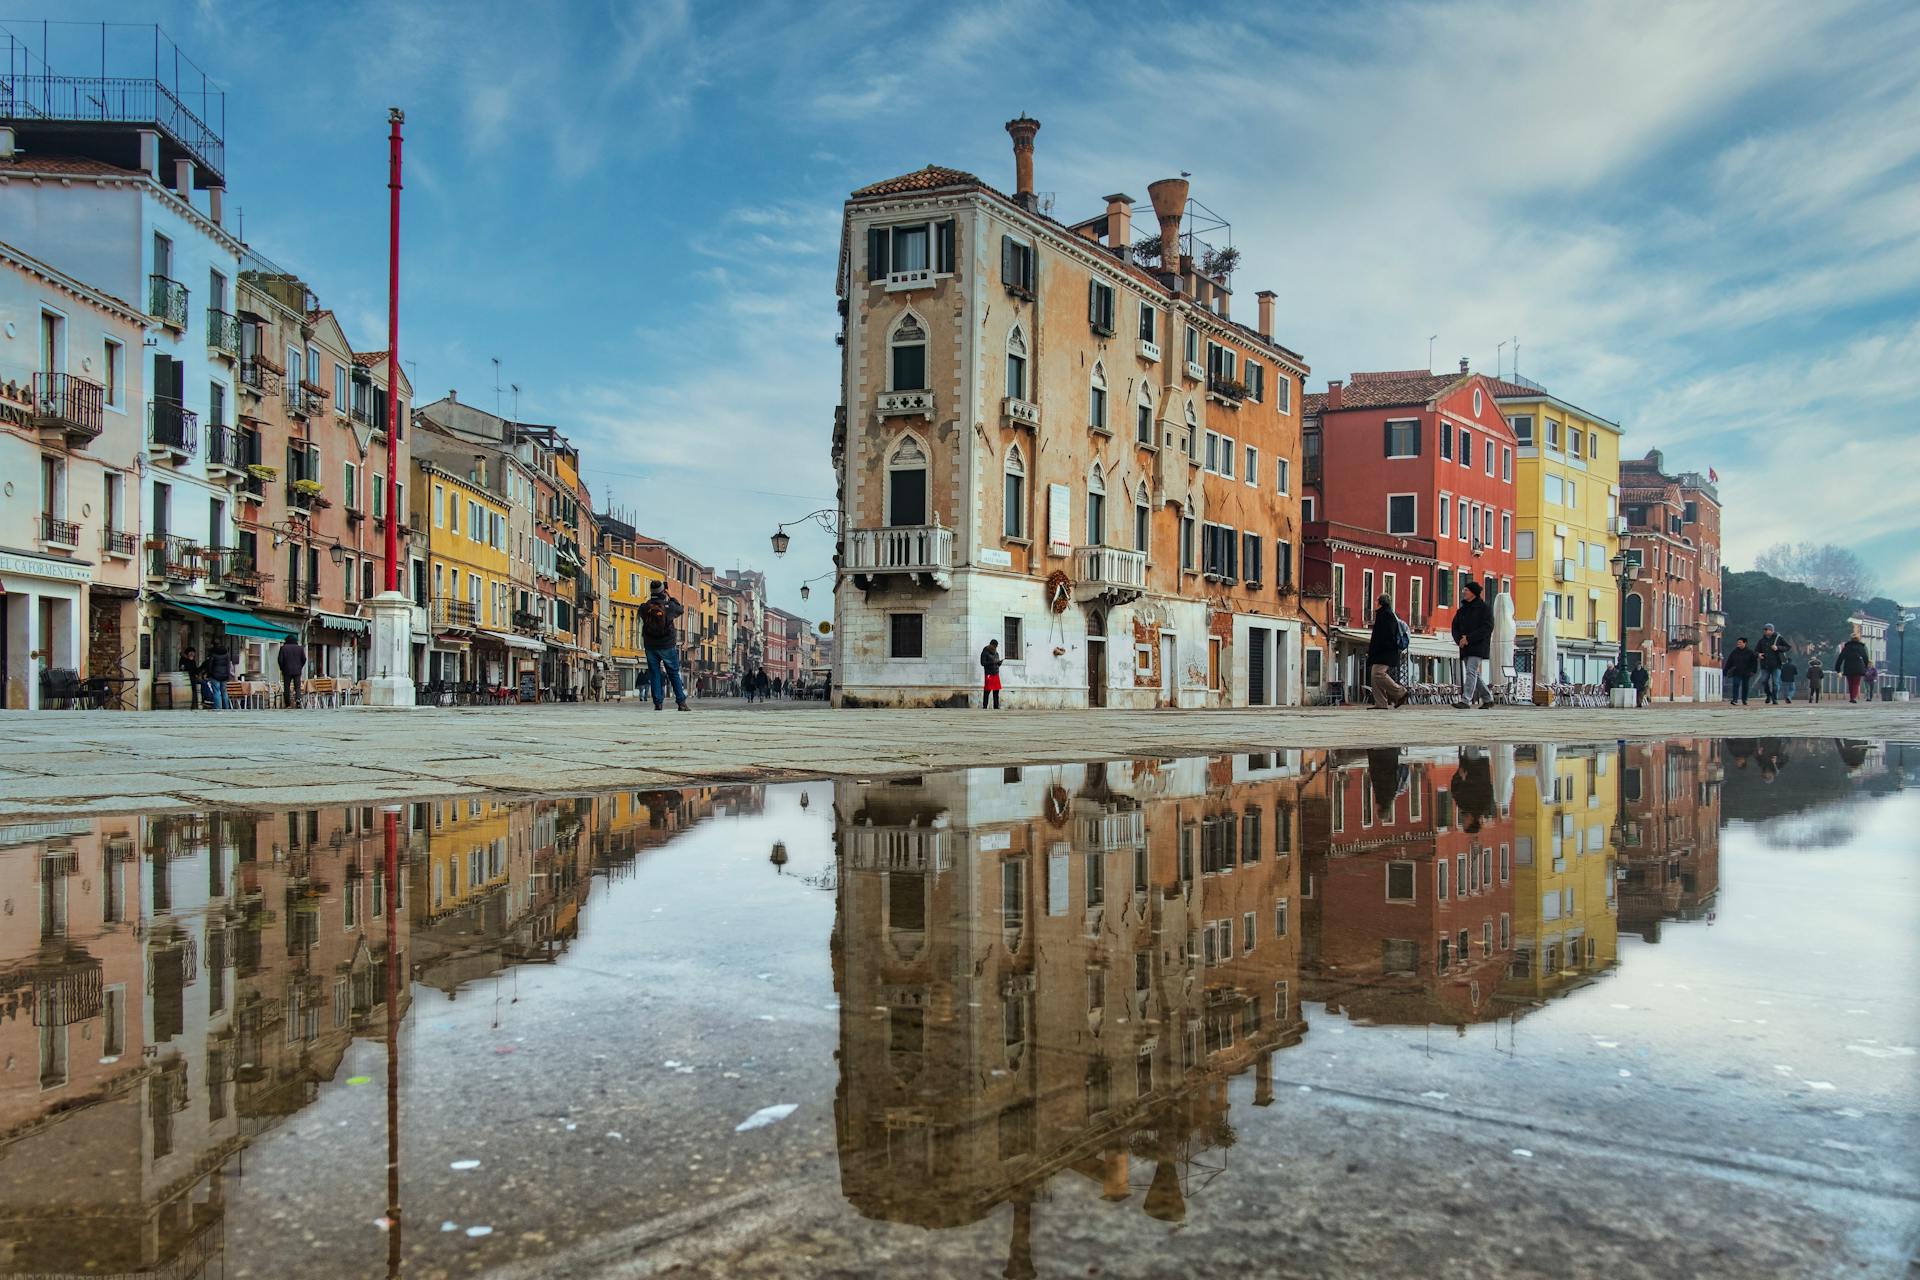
[1385, 419, 1420, 458]
[1001, 236, 1035, 294]
[1088, 280, 1116, 334]
[868, 220, 956, 280]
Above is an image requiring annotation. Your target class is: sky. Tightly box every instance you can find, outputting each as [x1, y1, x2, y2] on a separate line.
[21, 0, 1920, 618]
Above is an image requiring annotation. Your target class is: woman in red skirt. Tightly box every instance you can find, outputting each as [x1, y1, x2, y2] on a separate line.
[980, 638, 1003, 709]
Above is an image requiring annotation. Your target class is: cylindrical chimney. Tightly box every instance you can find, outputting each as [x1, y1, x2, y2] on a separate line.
[1147, 177, 1188, 275]
[1256, 289, 1276, 340]
[1103, 193, 1134, 259]
[1004, 116, 1040, 200]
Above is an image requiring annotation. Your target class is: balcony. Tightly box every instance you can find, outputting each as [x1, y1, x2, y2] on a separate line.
[1332, 606, 1353, 627]
[1667, 623, 1699, 650]
[843, 524, 954, 591]
[512, 609, 549, 637]
[286, 385, 320, 419]
[0, 65, 225, 180]
[39, 512, 81, 549]
[205, 425, 245, 478]
[1138, 338, 1161, 363]
[30, 372, 107, 448]
[148, 274, 189, 329]
[1071, 544, 1147, 604]
[876, 389, 935, 420]
[146, 535, 207, 583]
[287, 480, 327, 513]
[1206, 373, 1248, 406]
[1002, 396, 1041, 430]
[239, 359, 282, 398]
[102, 528, 138, 559]
[1552, 557, 1578, 583]
[205, 308, 241, 359]
[432, 598, 479, 631]
[1184, 360, 1204, 382]
[210, 551, 267, 600]
[147, 399, 198, 456]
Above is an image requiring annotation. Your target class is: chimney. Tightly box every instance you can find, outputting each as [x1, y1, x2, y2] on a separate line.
[174, 158, 194, 200]
[1459, 357, 1470, 374]
[1216, 287, 1230, 320]
[1327, 379, 1344, 409]
[449, 389, 458, 402]
[1256, 290, 1276, 340]
[1103, 193, 1134, 259]
[208, 186, 225, 228]
[1004, 116, 1040, 205]
[138, 129, 160, 178]
[0, 126, 14, 160]
[1147, 177, 1188, 280]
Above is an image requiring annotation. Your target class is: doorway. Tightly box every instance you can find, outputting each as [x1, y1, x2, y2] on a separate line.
[1159, 633, 1175, 706]
[1086, 610, 1106, 708]
[1249, 626, 1269, 706]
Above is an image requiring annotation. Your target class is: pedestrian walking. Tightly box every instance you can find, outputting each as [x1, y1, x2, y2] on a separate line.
[1864, 663, 1879, 700]
[1722, 638, 1757, 705]
[1756, 624, 1790, 704]
[180, 646, 203, 709]
[204, 645, 233, 710]
[1450, 582, 1494, 708]
[639, 583, 688, 711]
[1804, 648, 1823, 704]
[1779, 654, 1799, 703]
[1630, 664, 1650, 708]
[1835, 630, 1869, 702]
[1368, 595, 1411, 708]
[980, 638, 1004, 709]
[277, 637, 308, 709]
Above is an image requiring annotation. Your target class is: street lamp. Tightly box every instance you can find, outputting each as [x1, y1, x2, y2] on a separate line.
[798, 570, 835, 601]
[770, 509, 840, 557]
[1900, 611, 1912, 695]
[1608, 550, 1634, 681]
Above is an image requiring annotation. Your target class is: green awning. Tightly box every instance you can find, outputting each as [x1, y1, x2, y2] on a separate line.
[164, 598, 298, 641]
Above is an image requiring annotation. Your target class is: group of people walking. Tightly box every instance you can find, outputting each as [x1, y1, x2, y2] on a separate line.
[1721, 623, 1876, 705]
[1368, 580, 1496, 710]
[178, 638, 310, 710]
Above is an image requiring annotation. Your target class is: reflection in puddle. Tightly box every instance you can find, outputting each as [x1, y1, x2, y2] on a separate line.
[0, 738, 1905, 1276]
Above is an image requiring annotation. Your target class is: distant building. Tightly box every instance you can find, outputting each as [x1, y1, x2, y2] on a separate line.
[1619, 450, 1724, 701]
[1847, 611, 1889, 668]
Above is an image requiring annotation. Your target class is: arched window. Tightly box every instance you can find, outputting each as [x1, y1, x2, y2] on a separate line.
[1136, 381, 1156, 445]
[1005, 324, 1029, 402]
[1134, 481, 1151, 553]
[888, 434, 928, 527]
[888, 312, 927, 392]
[1087, 463, 1107, 547]
[1624, 592, 1644, 631]
[1003, 443, 1026, 540]
[1089, 361, 1108, 432]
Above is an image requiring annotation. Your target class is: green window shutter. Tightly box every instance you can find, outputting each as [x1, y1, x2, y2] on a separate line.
[1002, 235, 1015, 285]
[868, 227, 889, 280]
[936, 219, 955, 273]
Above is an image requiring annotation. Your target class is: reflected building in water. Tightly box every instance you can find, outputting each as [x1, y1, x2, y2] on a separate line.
[1617, 740, 1723, 942]
[1500, 743, 1621, 1003]
[832, 755, 1312, 1271]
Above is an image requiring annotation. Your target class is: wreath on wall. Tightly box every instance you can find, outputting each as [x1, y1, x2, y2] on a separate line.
[1045, 570, 1072, 614]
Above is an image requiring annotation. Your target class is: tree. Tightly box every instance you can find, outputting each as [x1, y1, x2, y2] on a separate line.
[1723, 569, 1856, 654]
[1752, 542, 1877, 600]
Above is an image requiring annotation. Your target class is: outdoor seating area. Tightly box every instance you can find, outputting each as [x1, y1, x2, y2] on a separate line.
[419, 680, 533, 707]
[163, 676, 367, 710]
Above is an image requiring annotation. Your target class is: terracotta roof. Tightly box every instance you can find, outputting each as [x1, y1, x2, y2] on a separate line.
[1301, 392, 1326, 417]
[1324, 370, 1463, 410]
[353, 351, 387, 366]
[850, 165, 984, 198]
[0, 154, 150, 180]
[307, 307, 334, 324]
[1483, 376, 1540, 397]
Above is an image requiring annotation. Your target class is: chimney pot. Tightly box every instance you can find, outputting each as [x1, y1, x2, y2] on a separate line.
[1102, 193, 1134, 261]
[1328, 379, 1344, 409]
[173, 157, 194, 200]
[208, 185, 225, 228]
[1460, 357, 1470, 374]
[0, 126, 15, 160]
[1004, 116, 1041, 201]
[1255, 289, 1276, 340]
[1147, 178, 1189, 278]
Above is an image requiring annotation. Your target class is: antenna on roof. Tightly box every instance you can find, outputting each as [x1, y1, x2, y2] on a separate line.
[491, 357, 502, 415]
[1496, 339, 1508, 379]
[1512, 337, 1520, 380]
[1427, 335, 1438, 373]
[511, 383, 520, 423]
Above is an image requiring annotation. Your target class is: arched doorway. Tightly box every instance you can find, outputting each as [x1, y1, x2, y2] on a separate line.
[1086, 610, 1107, 708]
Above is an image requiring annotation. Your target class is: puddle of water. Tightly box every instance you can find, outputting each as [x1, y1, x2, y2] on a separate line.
[0, 737, 1913, 1278]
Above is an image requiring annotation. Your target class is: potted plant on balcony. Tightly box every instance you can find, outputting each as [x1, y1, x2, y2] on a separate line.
[1201, 245, 1241, 279]
[291, 478, 324, 500]
[247, 463, 279, 483]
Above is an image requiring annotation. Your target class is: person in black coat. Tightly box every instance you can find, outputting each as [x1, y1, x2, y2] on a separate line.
[1450, 581, 1494, 708]
[203, 646, 234, 710]
[1756, 624, 1790, 703]
[1722, 638, 1757, 705]
[980, 638, 1004, 709]
[1835, 630, 1870, 702]
[1367, 595, 1409, 708]
[1630, 663, 1650, 707]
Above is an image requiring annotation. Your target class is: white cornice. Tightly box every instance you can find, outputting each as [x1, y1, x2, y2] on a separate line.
[0, 241, 146, 324]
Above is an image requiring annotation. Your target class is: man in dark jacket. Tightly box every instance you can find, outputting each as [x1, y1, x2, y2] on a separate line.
[1367, 595, 1409, 707]
[1722, 637, 1757, 705]
[639, 582, 688, 711]
[180, 645, 203, 710]
[1450, 581, 1495, 708]
[980, 638, 1004, 709]
[1756, 624, 1790, 704]
[277, 639, 307, 710]
[204, 645, 234, 710]
[1630, 663, 1650, 707]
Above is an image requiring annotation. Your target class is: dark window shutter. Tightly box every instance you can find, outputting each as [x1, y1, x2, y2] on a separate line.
[1088, 280, 1098, 326]
[1002, 236, 1015, 285]
[1383, 421, 1393, 457]
[868, 228, 889, 280]
[1411, 421, 1421, 455]
[936, 220, 955, 273]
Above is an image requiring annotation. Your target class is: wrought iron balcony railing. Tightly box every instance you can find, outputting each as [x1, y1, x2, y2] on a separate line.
[102, 528, 139, 558]
[432, 598, 479, 630]
[148, 399, 198, 454]
[240, 359, 282, 396]
[30, 372, 106, 445]
[0, 72, 225, 178]
[149, 274, 189, 329]
[146, 534, 206, 582]
[39, 512, 80, 547]
[206, 308, 241, 357]
[205, 424, 244, 474]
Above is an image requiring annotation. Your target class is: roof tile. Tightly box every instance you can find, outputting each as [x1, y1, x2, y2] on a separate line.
[850, 164, 985, 198]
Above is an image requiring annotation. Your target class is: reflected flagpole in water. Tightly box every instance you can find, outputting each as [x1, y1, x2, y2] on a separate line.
[384, 806, 403, 1276]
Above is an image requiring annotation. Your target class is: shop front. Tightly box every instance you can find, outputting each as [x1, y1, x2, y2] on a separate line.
[150, 597, 299, 708]
[0, 548, 94, 710]
[308, 612, 371, 681]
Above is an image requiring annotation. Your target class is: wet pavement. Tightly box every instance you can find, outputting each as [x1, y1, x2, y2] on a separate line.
[0, 735, 1913, 1278]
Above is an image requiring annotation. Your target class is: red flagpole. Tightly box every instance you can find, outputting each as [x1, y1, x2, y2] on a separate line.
[384, 108, 404, 593]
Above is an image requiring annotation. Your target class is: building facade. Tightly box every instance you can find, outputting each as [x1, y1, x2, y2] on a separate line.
[1492, 376, 1623, 685]
[1620, 450, 1724, 701]
[834, 120, 1310, 709]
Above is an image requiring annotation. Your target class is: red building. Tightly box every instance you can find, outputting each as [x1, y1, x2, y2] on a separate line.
[1302, 363, 1518, 699]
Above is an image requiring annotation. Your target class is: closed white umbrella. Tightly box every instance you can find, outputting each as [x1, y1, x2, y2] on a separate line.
[1534, 596, 1559, 703]
[1492, 592, 1516, 680]
[1493, 742, 1515, 814]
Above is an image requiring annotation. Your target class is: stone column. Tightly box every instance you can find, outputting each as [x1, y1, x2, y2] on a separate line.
[365, 591, 416, 707]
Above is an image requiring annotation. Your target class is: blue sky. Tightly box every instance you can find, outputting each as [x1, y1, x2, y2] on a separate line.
[27, 0, 1920, 616]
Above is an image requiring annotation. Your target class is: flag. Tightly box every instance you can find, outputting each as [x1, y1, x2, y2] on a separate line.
[1708, 467, 1719, 483]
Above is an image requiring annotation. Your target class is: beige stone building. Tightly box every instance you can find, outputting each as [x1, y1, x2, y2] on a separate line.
[834, 119, 1310, 708]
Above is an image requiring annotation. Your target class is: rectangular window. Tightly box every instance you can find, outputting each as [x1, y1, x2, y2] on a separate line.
[1362, 568, 1375, 609]
[1221, 437, 1235, 479]
[1003, 616, 1023, 660]
[1139, 301, 1157, 342]
[1088, 280, 1115, 334]
[1137, 398, 1153, 444]
[1005, 349, 1026, 401]
[1485, 439, 1495, 474]
[1569, 428, 1584, 458]
[1457, 497, 1469, 540]
[1387, 494, 1417, 535]
[1089, 380, 1108, 432]
[1409, 574, 1423, 623]
[1440, 424, 1454, 460]
[1181, 516, 1195, 570]
[1517, 529, 1535, 559]
[1501, 512, 1512, 551]
[1003, 469, 1025, 539]
[1502, 446, 1513, 480]
[1275, 457, 1290, 494]
[1509, 414, 1533, 445]
[891, 341, 926, 391]
[1438, 492, 1451, 537]
[102, 337, 124, 408]
[1184, 325, 1199, 367]
[1135, 500, 1149, 554]
[1385, 419, 1419, 458]
[1458, 427, 1471, 463]
[1546, 419, 1561, 449]
[1246, 360, 1264, 403]
[1275, 539, 1292, 588]
[1566, 479, 1577, 509]
[1242, 532, 1262, 585]
[1482, 507, 1494, 546]
[889, 613, 923, 658]
[1436, 570, 1453, 607]
[1000, 236, 1035, 294]
[1386, 861, 1416, 901]
[1245, 445, 1258, 485]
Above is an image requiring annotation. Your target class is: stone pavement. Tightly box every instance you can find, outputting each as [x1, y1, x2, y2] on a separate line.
[1, 699, 1915, 818]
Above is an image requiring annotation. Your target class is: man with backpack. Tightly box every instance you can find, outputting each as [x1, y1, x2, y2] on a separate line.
[1451, 581, 1495, 709]
[1367, 594, 1410, 708]
[638, 582, 688, 711]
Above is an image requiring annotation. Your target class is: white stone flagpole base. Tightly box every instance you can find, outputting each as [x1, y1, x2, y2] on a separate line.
[366, 590, 417, 708]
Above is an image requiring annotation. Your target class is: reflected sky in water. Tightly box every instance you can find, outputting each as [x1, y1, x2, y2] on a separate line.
[0, 739, 1911, 1278]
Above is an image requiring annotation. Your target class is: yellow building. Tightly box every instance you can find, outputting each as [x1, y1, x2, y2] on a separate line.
[415, 459, 516, 686]
[1494, 379, 1624, 684]
[1499, 743, 1620, 1006]
[605, 548, 665, 697]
